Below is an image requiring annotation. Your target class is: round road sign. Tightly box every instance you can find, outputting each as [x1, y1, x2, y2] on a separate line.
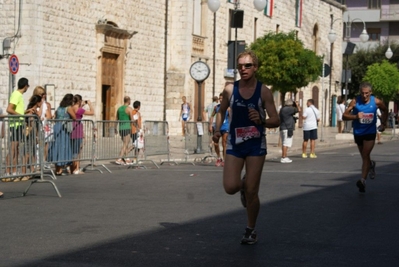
[9, 54, 19, 75]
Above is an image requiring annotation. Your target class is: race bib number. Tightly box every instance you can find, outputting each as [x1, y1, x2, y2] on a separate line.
[235, 126, 260, 144]
[359, 113, 374, 124]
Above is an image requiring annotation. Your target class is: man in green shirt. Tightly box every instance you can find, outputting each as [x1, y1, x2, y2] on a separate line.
[5, 77, 30, 177]
[115, 96, 133, 165]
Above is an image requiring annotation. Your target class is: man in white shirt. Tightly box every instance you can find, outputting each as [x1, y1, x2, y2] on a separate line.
[336, 96, 345, 133]
[302, 99, 321, 158]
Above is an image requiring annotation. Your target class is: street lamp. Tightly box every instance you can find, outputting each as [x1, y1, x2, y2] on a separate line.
[207, 0, 267, 80]
[385, 45, 393, 59]
[328, 15, 369, 102]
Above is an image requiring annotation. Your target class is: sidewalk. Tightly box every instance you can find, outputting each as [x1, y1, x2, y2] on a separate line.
[162, 126, 395, 163]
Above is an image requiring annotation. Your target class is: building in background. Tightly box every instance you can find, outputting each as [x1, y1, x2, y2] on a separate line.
[339, 0, 399, 50]
[0, 0, 344, 134]
[335, 0, 399, 112]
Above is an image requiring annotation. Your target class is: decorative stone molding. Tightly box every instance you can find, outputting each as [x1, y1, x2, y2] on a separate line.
[192, 34, 206, 56]
[96, 24, 137, 42]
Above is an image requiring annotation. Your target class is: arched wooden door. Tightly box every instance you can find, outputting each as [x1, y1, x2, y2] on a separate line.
[101, 52, 118, 121]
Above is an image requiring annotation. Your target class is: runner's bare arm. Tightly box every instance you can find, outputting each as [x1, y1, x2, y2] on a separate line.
[262, 85, 279, 128]
[343, 99, 358, 121]
[213, 84, 233, 142]
[376, 98, 388, 126]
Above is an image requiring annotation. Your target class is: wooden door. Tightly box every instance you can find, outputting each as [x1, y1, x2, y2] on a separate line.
[102, 52, 118, 119]
[102, 53, 118, 136]
[312, 86, 319, 109]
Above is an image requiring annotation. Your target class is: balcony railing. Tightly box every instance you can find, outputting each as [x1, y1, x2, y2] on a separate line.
[192, 35, 205, 55]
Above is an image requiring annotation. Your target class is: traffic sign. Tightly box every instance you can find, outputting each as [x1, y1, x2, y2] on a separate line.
[9, 54, 19, 75]
[322, 63, 331, 77]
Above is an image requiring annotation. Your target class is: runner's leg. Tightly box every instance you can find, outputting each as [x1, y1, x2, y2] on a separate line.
[244, 155, 265, 229]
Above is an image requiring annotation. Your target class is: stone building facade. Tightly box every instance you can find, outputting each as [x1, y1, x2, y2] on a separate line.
[0, 0, 344, 134]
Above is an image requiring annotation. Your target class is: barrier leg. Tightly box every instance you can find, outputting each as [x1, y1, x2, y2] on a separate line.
[23, 177, 62, 198]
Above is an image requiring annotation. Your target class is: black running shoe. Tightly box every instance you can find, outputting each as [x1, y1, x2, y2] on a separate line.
[240, 175, 246, 208]
[356, 180, 366, 193]
[241, 227, 257, 245]
[369, 160, 376, 179]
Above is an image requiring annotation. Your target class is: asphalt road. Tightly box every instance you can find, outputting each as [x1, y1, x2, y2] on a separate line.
[1, 139, 398, 267]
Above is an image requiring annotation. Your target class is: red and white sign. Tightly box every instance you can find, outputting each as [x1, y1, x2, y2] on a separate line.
[9, 54, 19, 75]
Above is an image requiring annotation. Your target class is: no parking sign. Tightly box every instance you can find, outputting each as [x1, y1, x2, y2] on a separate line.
[9, 54, 19, 75]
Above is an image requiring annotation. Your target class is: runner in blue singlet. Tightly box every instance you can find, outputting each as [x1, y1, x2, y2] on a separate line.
[212, 51, 279, 245]
[343, 82, 387, 193]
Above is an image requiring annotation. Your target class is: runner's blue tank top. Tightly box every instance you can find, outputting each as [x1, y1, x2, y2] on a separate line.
[227, 81, 266, 150]
[215, 104, 229, 132]
[352, 95, 377, 136]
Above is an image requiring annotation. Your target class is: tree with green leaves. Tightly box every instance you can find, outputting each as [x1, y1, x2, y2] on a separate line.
[363, 60, 399, 105]
[346, 43, 399, 99]
[249, 31, 323, 104]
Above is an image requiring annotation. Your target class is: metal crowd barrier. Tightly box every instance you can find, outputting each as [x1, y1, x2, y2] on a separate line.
[93, 120, 134, 170]
[45, 119, 108, 174]
[94, 120, 153, 170]
[184, 121, 214, 164]
[0, 115, 61, 197]
[142, 120, 176, 167]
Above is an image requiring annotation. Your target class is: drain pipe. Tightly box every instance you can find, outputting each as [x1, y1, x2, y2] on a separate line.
[163, 0, 169, 122]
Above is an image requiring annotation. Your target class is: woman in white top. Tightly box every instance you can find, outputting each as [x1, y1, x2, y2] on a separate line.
[336, 96, 345, 133]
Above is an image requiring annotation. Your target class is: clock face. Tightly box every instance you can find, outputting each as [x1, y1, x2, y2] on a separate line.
[190, 61, 210, 82]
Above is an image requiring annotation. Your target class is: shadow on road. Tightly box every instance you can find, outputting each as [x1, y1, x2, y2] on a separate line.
[14, 160, 399, 267]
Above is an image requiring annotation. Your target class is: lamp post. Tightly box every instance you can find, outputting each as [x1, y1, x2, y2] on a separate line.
[328, 14, 369, 132]
[385, 43, 393, 59]
[208, 0, 267, 80]
[385, 40, 395, 137]
[328, 15, 369, 104]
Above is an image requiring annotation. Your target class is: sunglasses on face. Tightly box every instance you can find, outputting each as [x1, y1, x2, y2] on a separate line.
[237, 63, 254, 69]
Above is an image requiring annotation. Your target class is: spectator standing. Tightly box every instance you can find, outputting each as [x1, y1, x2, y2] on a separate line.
[213, 50, 279, 244]
[70, 95, 94, 174]
[336, 96, 345, 133]
[205, 96, 219, 157]
[388, 109, 395, 128]
[5, 77, 30, 179]
[210, 93, 229, 166]
[48, 94, 76, 175]
[17, 95, 43, 181]
[204, 96, 218, 123]
[115, 96, 133, 165]
[0, 107, 4, 138]
[302, 99, 321, 158]
[31, 86, 52, 163]
[211, 93, 229, 167]
[343, 82, 387, 193]
[130, 100, 142, 146]
[129, 100, 142, 162]
[279, 99, 300, 163]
